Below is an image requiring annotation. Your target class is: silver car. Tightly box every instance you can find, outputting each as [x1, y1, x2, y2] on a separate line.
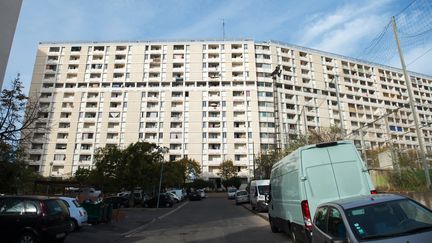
[235, 190, 249, 205]
[312, 194, 432, 243]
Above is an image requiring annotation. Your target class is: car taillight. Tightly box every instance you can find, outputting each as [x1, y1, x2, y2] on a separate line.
[370, 190, 377, 194]
[301, 200, 312, 232]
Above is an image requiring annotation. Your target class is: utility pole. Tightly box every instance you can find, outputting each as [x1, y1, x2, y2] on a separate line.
[333, 76, 345, 135]
[359, 128, 368, 163]
[271, 65, 282, 150]
[392, 16, 431, 189]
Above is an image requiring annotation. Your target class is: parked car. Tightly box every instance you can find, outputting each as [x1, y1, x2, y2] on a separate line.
[104, 196, 130, 209]
[167, 189, 186, 201]
[166, 192, 180, 203]
[235, 190, 249, 205]
[59, 197, 88, 232]
[227, 188, 237, 199]
[188, 191, 202, 201]
[197, 189, 206, 199]
[250, 179, 269, 211]
[312, 194, 432, 243]
[0, 196, 70, 243]
[142, 194, 174, 208]
[268, 140, 376, 243]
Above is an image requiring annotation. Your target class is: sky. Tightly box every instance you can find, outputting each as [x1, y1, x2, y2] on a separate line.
[3, 0, 432, 93]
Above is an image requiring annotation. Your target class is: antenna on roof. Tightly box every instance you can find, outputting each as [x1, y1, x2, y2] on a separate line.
[222, 19, 225, 40]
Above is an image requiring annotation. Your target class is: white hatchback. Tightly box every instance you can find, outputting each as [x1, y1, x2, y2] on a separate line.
[59, 197, 88, 231]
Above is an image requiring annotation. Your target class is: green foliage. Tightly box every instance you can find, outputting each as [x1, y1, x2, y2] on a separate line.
[222, 176, 242, 189]
[387, 169, 431, 192]
[0, 142, 39, 194]
[74, 142, 173, 193]
[176, 157, 202, 183]
[186, 178, 214, 190]
[217, 159, 237, 180]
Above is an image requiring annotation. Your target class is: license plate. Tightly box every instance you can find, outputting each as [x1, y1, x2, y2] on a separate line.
[56, 232, 66, 239]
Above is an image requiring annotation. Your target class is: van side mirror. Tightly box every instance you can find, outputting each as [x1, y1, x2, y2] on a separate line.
[265, 194, 271, 203]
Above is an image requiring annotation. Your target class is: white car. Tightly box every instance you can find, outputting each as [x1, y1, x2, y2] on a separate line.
[59, 197, 88, 231]
[227, 188, 237, 199]
[197, 189, 206, 198]
[166, 192, 181, 203]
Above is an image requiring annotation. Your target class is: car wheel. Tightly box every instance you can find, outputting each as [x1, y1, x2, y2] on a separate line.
[269, 217, 280, 233]
[19, 231, 39, 243]
[165, 202, 171, 207]
[143, 203, 149, 208]
[70, 218, 78, 232]
[251, 204, 256, 210]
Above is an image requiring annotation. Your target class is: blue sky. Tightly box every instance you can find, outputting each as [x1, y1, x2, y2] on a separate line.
[4, 0, 431, 92]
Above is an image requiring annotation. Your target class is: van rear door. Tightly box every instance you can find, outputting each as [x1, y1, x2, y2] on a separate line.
[327, 143, 373, 197]
[301, 146, 340, 219]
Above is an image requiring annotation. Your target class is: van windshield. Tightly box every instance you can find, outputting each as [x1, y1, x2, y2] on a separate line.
[258, 185, 269, 195]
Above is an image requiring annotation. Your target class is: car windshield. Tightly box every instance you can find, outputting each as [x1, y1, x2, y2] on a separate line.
[237, 191, 248, 196]
[228, 188, 237, 193]
[345, 198, 432, 240]
[258, 185, 269, 195]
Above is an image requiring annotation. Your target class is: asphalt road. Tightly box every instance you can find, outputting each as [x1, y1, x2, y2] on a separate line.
[65, 193, 291, 243]
[120, 193, 291, 243]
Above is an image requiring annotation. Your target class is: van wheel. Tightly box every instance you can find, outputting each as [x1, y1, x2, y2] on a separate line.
[269, 217, 280, 233]
[251, 204, 256, 210]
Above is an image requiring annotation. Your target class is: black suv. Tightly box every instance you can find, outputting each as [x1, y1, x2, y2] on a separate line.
[0, 196, 70, 243]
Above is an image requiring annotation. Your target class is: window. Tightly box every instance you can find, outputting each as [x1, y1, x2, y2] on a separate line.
[54, 154, 66, 161]
[0, 199, 25, 215]
[315, 206, 328, 232]
[327, 207, 346, 239]
[71, 46, 81, 52]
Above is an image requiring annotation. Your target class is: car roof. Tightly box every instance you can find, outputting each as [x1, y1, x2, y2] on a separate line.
[322, 194, 407, 210]
[0, 195, 61, 200]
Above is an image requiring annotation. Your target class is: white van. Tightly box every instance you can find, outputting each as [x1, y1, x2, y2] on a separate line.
[249, 179, 270, 211]
[268, 140, 375, 243]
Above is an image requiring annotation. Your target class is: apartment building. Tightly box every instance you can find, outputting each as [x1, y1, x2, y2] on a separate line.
[27, 40, 432, 179]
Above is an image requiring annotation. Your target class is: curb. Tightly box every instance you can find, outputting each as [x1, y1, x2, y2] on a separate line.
[241, 203, 269, 222]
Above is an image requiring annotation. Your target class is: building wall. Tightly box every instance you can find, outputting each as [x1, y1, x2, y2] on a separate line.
[27, 40, 432, 179]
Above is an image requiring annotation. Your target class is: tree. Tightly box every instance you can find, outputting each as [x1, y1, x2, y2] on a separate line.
[80, 142, 167, 194]
[218, 159, 237, 180]
[0, 141, 39, 194]
[176, 157, 202, 184]
[254, 126, 343, 179]
[0, 74, 46, 145]
[308, 125, 344, 144]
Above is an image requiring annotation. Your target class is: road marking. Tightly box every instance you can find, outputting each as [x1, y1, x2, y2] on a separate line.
[123, 201, 189, 238]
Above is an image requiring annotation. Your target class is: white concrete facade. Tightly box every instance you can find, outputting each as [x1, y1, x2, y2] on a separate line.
[27, 40, 432, 179]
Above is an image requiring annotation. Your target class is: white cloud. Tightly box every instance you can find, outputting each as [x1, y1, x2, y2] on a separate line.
[298, 0, 394, 55]
[312, 16, 384, 55]
[388, 44, 432, 76]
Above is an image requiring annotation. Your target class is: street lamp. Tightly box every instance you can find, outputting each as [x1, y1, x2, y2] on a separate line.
[156, 146, 169, 209]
